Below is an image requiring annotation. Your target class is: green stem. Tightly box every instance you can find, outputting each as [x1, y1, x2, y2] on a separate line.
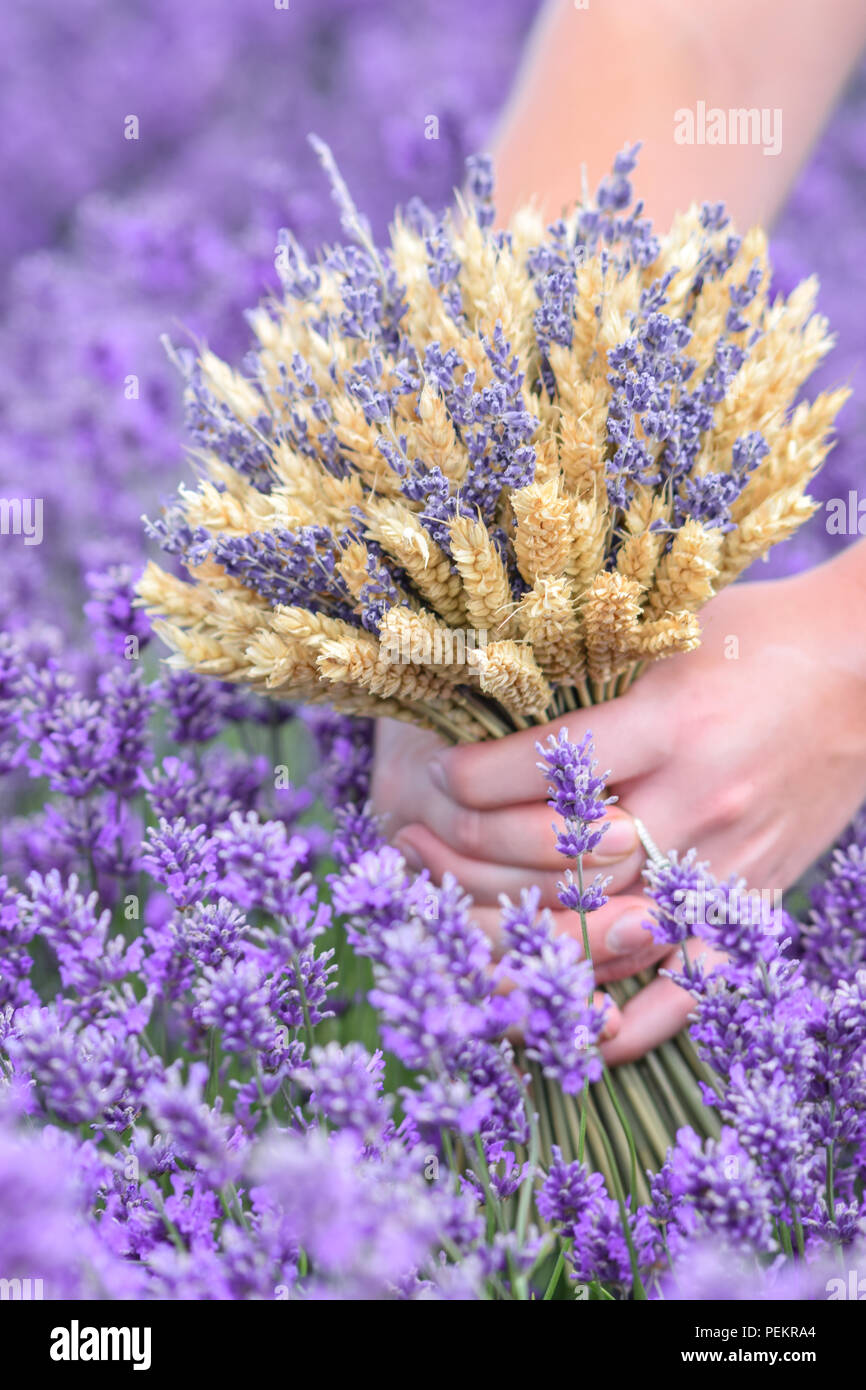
[452, 691, 513, 740]
[777, 1221, 794, 1258]
[515, 1074, 540, 1253]
[529, 1061, 556, 1167]
[601, 1069, 638, 1204]
[577, 1086, 589, 1163]
[615, 1061, 671, 1166]
[542, 1248, 566, 1300]
[577, 858, 639, 1203]
[206, 1027, 220, 1107]
[441, 1127, 458, 1178]
[470, 1134, 523, 1297]
[293, 951, 316, 1052]
[593, 1117, 647, 1299]
[472, 1133, 508, 1238]
[826, 1102, 836, 1221]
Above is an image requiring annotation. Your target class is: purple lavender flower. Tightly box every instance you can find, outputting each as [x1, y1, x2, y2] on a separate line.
[714, 1063, 819, 1214]
[538, 1147, 636, 1284]
[176, 898, 249, 970]
[0, 1116, 146, 1299]
[801, 836, 866, 987]
[402, 1075, 493, 1142]
[333, 847, 499, 1068]
[7, 1004, 160, 1130]
[0, 635, 26, 774]
[95, 662, 154, 793]
[2, 0, 866, 1300]
[84, 566, 153, 660]
[500, 895, 607, 1093]
[19, 684, 113, 797]
[330, 801, 384, 868]
[159, 670, 243, 746]
[26, 869, 143, 1000]
[249, 1128, 475, 1299]
[141, 818, 216, 909]
[536, 729, 614, 856]
[212, 812, 322, 938]
[139, 751, 270, 833]
[652, 1127, 776, 1253]
[535, 729, 614, 914]
[302, 707, 374, 810]
[293, 1042, 392, 1147]
[193, 959, 277, 1056]
[143, 1062, 240, 1187]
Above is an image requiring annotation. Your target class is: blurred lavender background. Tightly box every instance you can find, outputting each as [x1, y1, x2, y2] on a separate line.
[0, 0, 863, 644]
[0, 0, 540, 639]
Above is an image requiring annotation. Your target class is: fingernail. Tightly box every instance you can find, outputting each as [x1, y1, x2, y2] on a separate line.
[394, 836, 423, 871]
[428, 756, 448, 793]
[601, 1006, 618, 1041]
[593, 817, 639, 862]
[606, 908, 650, 955]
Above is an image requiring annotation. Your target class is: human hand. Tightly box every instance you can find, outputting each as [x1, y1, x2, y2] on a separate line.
[371, 545, 866, 1062]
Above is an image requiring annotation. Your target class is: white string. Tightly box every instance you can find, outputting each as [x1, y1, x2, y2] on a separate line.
[632, 816, 669, 869]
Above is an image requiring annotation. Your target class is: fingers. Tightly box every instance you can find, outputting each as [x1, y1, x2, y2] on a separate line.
[419, 796, 569, 871]
[427, 687, 669, 811]
[393, 823, 568, 907]
[399, 795, 644, 877]
[596, 991, 622, 1042]
[471, 895, 669, 983]
[369, 718, 449, 834]
[600, 938, 728, 1066]
[599, 968, 694, 1066]
[394, 816, 648, 907]
[573, 895, 672, 984]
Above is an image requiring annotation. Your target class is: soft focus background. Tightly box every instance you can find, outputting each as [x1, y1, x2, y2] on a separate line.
[0, 1, 864, 1304]
[0, 0, 538, 640]
[1, 0, 864, 652]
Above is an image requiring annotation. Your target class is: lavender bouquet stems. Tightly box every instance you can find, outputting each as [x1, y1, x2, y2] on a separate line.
[424, 699, 723, 1206]
[524, 729, 719, 1209]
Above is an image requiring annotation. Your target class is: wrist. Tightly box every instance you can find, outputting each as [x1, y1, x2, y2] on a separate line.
[807, 536, 866, 754]
[795, 530, 866, 739]
[805, 535, 866, 628]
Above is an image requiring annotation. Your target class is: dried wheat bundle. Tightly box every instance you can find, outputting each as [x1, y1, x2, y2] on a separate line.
[139, 143, 846, 744]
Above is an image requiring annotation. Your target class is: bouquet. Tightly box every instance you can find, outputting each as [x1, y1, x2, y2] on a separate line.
[138, 140, 847, 1196]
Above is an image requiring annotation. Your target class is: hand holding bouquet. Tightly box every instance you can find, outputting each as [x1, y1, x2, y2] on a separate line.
[138, 140, 848, 1197]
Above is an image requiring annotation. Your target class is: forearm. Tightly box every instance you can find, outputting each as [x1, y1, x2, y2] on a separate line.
[492, 0, 866, 229]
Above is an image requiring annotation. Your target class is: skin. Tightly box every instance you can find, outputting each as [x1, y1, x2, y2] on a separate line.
[491, 0, 866, 230]
[371, 0, 866, 1061]
[373, 543, 866, 1059]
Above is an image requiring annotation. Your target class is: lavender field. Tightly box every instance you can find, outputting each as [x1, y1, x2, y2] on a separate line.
[2, 0, 866, 1315]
